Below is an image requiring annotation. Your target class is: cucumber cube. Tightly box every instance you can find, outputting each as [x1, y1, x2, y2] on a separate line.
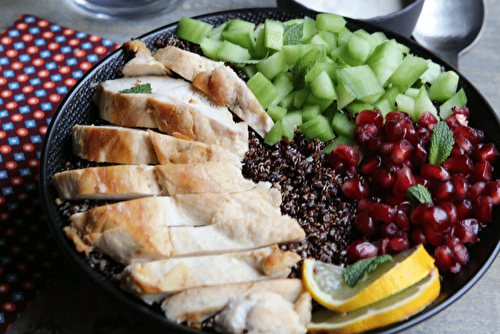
[315, 13, 347, 33]
[300, 114, 335, 141]
[264, 19, 284, 51]
[216, 40, 252, 63]
[256, 51, 287, 80]
[301, 104, 322, 122]
[439, 88, 467, 120]
[395, 93, 416, 116]
[386, 55, 429, 93]
[221, 19, 256, 51]
[366, 39, 403, 86]
[414, 85, 438, 121]
[267, 105, 287, 122]
[247, 72, 280, 109]
[427, 71, 460, 102]
[337, 65, 385, 104]
[272, 72, 294, 105]
[310, 70, 337, 100]
[176, 17, 213, 44]
[332, 111, 356, 137]
[264, 121, 284, 145]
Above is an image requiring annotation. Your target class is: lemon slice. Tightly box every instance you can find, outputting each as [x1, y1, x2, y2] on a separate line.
[307, 266, 440, 333]
[303, 244, 435, 312]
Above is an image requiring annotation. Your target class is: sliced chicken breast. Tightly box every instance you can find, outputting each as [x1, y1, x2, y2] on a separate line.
[121, 40, 171, 77]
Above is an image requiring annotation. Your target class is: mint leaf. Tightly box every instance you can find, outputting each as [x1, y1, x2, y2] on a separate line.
[119, 83, 152, 94]
[407, 184, 433, 208]
[428, 121, 454, 165]
[343, 255, 393, 288]
[283, 23, 303, 45]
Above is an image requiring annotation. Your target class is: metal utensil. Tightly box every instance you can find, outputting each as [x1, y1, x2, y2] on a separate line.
[412, 0, 486, 68]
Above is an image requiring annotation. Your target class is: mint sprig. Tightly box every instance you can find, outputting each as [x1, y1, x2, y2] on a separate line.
[428, 121, 454, 165]
[343, 255, 393, 288]
[406, 184, 433, 208]
[119, 83, 152, 94]
[283, 23, 303, 45]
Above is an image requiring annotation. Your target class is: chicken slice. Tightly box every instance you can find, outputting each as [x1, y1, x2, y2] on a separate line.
[53, 162, 255, 201]
[121, 40, 171, 77]
[153, 46, 273, 137]
[214, 290, 311, 334]
[161, 278, 310, 326]
[120, 245, 301, 303]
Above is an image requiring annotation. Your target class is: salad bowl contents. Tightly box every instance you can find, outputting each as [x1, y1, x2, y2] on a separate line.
[40, 8, 500, 334]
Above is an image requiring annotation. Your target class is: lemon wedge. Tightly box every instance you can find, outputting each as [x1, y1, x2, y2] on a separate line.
[302, 244, 435, 312]
[307, 266, 440, 333]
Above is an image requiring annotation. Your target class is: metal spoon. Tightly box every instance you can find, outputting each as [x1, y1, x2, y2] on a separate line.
[412, 0, 486, 68]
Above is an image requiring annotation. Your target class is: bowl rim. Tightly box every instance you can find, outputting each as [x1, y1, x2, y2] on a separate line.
[39, 7, 500, 334]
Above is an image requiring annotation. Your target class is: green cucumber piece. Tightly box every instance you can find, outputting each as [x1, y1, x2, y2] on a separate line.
[336, 79, 356, 110]
[300, 114, 335, 141]
[242, 64, 258, 79]
[395, 93, 415, 116]
[216, 40, 252, 63]
[264, 121, 284, 145]
[439, 88, 467, 120]
[342, 33, 371, 66]
[427, 71, 460, 102]
[420, 60, 442, 84]
[293, 88, 310, 109]
[247, 72, 279, 109]
[264, 19, 284, 51]
[310, 70, 337, 100]
[272, 72, 294, 105]
[315, 13, 347, 33]
[267, 104, 287, 122]
[345, 100, 374, 115]
[301, 104, 322, 122]
[279, 91, 295, 109]
[332, 111, 356, 137]
[176, 16, 213, 44]
[256, 51, 287, 80]
[337, 65, 385, 104]
[366, 39, 403, 86]
[414, 85, 438, 121]
[319, 30, 337, 52]
[373, 97, 395, 117]
[221, 19, 256, 51]
[283, 22, 303, 45]
[200, 38, 223, 60]
[386, 55, 429, 93]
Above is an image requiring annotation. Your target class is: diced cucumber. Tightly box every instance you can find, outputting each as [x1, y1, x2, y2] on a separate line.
[264, 19, 284, 51]
[279, 91, 295, 109]
[315, 13, 347, 33]
[221, 19, 256, 51]
[243, 64, 258, 79]
[267, 104, 287, 122]
[293, 88, 310, 109]
[336, 79, 356, 110]
[345, 100, 374, 115]
[216, 40, 252, 63]
[332, 111, 356, 137]
[395, 93, 415, 116]
[256, 51, 287, 80]
[264, 121, 284, 145]
[310, 70, 337, 100]
[386, 55, 429, 93]
[342, 33, 371, 66]
[373, 97, 395, 117]
[247, 72, 280, 109]
[252, 24, 268, 59]
[366, 39, 403, 86]
[420, 60, 442, 84]
[200, 38, 223, 60]
[305, 61, 337, 84]
[302, 17, 317, 41]
[337, 65, 385, 104]
[405, 87, 420, 99]
[300, 114, 335, 141]
[283, 110, 303, 127]
[272, 72, 294, 105]
[176, 17, 213, 44]
[414, 85, 438, 120]
[319, 30, 337, 52]
[282, 112, 302, 139]
[439, 88, 467, 120]
[353, 29, 378, 55]
[301, 104, 322, 122]
[427, 71, 460, 102]
[371, 31, 388, 45]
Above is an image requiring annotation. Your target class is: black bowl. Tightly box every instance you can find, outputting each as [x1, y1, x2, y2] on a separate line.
[39, 7, 500, 334]
[276, 0, 425, 38]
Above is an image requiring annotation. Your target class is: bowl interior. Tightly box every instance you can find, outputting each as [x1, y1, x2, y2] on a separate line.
[39, 7, 500, 334]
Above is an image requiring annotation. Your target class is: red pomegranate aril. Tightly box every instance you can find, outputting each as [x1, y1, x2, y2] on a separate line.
[424, 224, 445, 246]
[371, 202, 397, 223]
[347, 240, 378, 263]
[443, 155, 474, 176]
[414, 175, 431, 189]
[410, 202, 433, 225]
[356, 110, 384, 129]
[454, 106, 470, 125]
[445, 114, 460, 129]
[356, 123, 380, 146]
[386, 111, 411, 123]
[378, 237, 391, 255]
[454, 125, 484, 145]
[468, 181, 486, 203]
[450, 144, 466, 157]
[453, 133, 474, 155]
[394, 210, 410, 231]
[472, 143, 499, 163]
[368, 136, 383, 152]
[355, 213, 378, 238]
[393, 166, 416, 198]
[390, 139, 413, 164]
[329, 144, 360, 167]
[470, 159, 493, 183]
[342, 177, 370, 200]
[418, 112, 438, 131]
[359, 154, 382, 175]
[423, 206, 451, 232]
[455, 199, 473, 220]
[438, 201, 458, 226]
[454, 218, 479, 244]
[389, 235, 410, 253]
[411, 228, 427, 246]
[372, 167, 396, 191]
[450, 174, 469, 200]
[357, 198, 373, 213]
[473, 195, 493, 223]
[412, 142, 428, 168]
[434, 245, 456, 273]
[381, 222, 399, 238]
[432, 180, 455, 203]
[378, 140, 395, 156]
[385, 120, 406, 142]
[484, 179, 500, 205]
[420, 163, 450, 181]
[448, 241, 469, 266]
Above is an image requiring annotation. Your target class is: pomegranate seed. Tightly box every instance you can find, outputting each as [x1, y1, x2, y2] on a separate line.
[423, 205, 451, 232]
[472, 143, 499, 163]
[393, 166, 416, 198]
[384, 120, 406, 141]
[454, 218, 479, 244]
[378, 237, 391, 255]
[390, 139, 413, 164]
[418, 112, 438, 131]
[424, 224, 445, 246]
[372, 167, 396, 191]
[434, 245, 456, 273]
[385, 111, 411, 123]
[484, 180, 500, 205]
[355, 123, 380, 147]
[432, 180, 455, 203]
[454, 106, 470, 125]
[453, 133, 474, 155]
[473, 195, 493, 223]
[450, 174, 469, 200]
[443, 155, 474, 176]
[359, 154, 382, 175]
[455, 199, 473, 220]
[329, 144, 360, 167]
[468, 181, 486, 203]
[414, 175, 431, 189]
[389, 235, 410, 253]
[446, 114, 461, 129]
[410, 202, 433, 225]
[450, 144, 466, 157]
[342, 177, 370, 200]
[371, 202, 397, 223]
[446, 237, 469, 266]
[355, 213, 378, 238]
[420, 163, 450, 181]
[454, 125, 484, 145]
[347, 240, 378, 263]
[438, 201, 458, 226]
[368, 136, 383, 152]
[411, 228, 427, 246]
[394, 210, 410, 231]
[378, 140, 395, 156]
[381, 222, 399, 238]
[416, 127, 431, 145]
[356, 110, 384, 129]
[357, 198, 373, 213]
[411, 142, 428, 168]
[470, 160, 493, 183]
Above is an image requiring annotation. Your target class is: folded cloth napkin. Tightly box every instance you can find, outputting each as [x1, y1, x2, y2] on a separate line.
[0, 15, 119, 333]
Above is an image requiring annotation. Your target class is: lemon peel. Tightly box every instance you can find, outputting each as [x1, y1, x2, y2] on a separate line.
[303, 244, 435, 312]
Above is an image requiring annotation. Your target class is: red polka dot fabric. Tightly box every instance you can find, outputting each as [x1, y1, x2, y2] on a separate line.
[0, 15, 119, 333]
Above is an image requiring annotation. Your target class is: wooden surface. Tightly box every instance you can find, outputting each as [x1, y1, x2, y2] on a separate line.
[2, 0, 500, 333]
